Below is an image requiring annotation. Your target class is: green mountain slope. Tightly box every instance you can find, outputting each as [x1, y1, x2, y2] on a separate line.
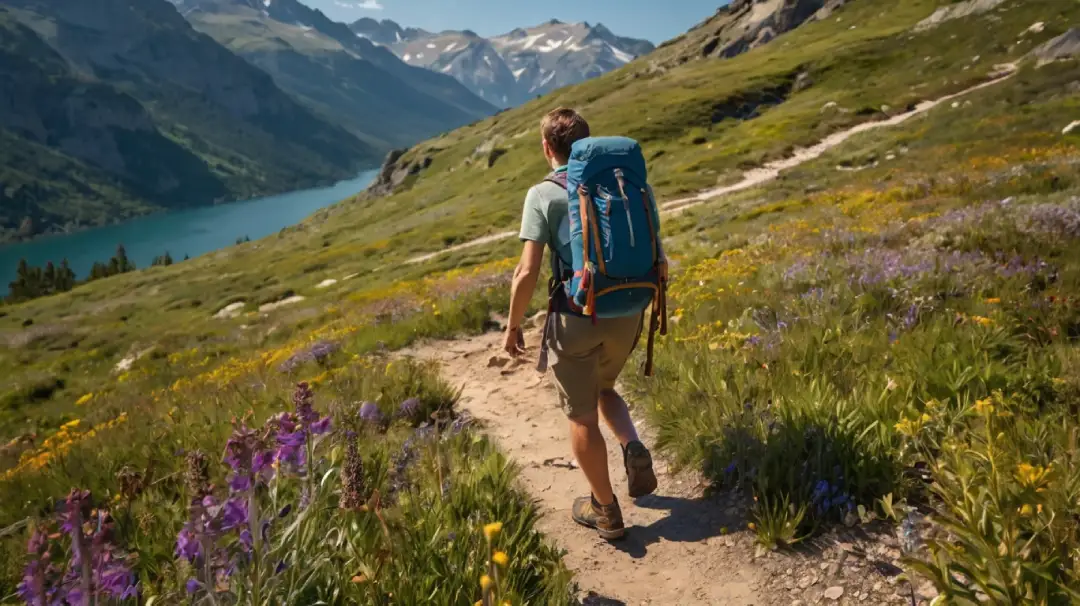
[176, 0, 497, 148]
[0, 0, 377, 242]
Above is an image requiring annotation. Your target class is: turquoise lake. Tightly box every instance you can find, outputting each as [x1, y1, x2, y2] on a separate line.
[0, 170, 378, 285]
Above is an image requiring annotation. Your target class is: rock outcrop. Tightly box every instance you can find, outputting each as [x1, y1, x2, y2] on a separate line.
[652, 0, 846, 67]
[1032, 28, 1080, 65]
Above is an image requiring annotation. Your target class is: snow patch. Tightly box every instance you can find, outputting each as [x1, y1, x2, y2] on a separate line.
[484, 55, 492, 67]
[512, 67, 527, 80]
[531, 70, 556, 92]
[609, 44, 634, 64]
[426, 43, 436, 49]
[520, 33, 546, 50]
[441, 64, 453, 73]
[403, 53, 412, 61]
[263, 0, 271, 6]
[395, 31, 402, 42]
[538, 38, 566, 53]
[417, 52, 425, 59]
[444, 42, 460, 52]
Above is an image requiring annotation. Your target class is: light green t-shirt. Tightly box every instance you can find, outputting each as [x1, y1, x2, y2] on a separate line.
[518, 168, 573, 276]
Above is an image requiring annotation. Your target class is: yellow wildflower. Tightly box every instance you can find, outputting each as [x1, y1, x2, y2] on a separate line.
[61, 419, 81, 431]
[483, 522, 503, 541]
[985, 298, 1001, 304]
[492, 551, 509, 568]
[971, 316, 994, 327]
[75, 393, 94, 406]
[748, 522, 756, 531]
[894, 413, 929, 437]
[480, 575, 493, 592]
[1016, 463, 1051, 489]
[1019, 504, 1033, 517]
[974, 398, 994, 415]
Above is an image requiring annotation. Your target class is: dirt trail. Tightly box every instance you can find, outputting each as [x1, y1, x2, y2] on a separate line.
[403, 324, 781, 605]
[403, 69, 1017, 265]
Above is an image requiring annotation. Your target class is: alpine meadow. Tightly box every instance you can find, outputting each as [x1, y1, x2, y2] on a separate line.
[3, 0, 1080, 604]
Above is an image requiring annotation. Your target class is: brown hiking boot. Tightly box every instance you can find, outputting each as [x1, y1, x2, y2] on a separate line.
[623, 440, 658, 498]
[572, 495, 625, 540]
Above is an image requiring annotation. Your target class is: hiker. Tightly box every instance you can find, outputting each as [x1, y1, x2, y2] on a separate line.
[503, 107, 668, 540]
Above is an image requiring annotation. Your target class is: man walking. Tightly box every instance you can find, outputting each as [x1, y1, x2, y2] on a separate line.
[503, 107, 662, 540]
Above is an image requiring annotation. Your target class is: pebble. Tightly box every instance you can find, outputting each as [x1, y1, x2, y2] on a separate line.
[823, 586, 844, 600]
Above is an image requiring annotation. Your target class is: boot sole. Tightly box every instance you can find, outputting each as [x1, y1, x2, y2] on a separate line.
[626, 454, 658, 498]
[572, 516, 626, 540]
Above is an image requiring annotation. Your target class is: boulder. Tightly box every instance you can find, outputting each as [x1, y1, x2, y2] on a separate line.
[794, 71, 815, 92]
[914, 0, 1006, 32]
[1033, 28, 1080, 65]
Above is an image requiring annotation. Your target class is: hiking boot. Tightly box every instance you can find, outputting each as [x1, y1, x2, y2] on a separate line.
[572, 495, 625, 540]
[623, 440, 658, 498]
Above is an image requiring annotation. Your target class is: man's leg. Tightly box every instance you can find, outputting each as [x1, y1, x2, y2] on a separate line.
[598, 313, 658, 499]
[550, 313, 625, 539]
[568, 410, 614, 506]
[598, 388, 640, 447]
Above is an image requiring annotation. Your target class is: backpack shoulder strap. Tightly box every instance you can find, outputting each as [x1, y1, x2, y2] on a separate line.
[541, 170, 568, 190]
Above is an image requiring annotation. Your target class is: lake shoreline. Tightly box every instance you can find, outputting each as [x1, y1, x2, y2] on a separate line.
[0, 168, 380, 247]
[0, 169, 379, 285]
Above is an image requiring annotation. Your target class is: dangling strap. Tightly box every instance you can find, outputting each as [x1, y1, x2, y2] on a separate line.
[579, 186, 602, 323]
[641, 187, 667, 377]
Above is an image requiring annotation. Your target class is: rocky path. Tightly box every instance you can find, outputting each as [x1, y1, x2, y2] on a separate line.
[403, 324, 776, 605]
[402, 324, 934, 605]
[403, 68, 1017, 266]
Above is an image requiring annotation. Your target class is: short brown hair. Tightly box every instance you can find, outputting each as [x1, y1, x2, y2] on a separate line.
[541, 108, 590, 162]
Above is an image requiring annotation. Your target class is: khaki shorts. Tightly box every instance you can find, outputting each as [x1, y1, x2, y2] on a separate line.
[546, 312, 644, 419]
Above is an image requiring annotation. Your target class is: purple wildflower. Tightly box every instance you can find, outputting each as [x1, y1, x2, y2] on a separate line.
[293, 382, 317, 426]
[278, 342, 340, 373]
[397, 398, 421, 420]
[186, 579, 201, 595]
[221, 498, 249, 531]
[359, 402, 383, 425]
[17, 527, 50, 606]
[176, 526, 201, 562]
[310, 416, 332, 436]
[275, 428, 307, 469]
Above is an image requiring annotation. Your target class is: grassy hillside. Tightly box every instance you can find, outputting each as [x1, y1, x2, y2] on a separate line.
[1, 0, 1079, 599]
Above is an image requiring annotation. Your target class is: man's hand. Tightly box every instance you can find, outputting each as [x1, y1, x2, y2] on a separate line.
[503, 326, 526, 357]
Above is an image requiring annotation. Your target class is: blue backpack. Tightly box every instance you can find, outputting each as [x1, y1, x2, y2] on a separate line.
[541, 136, 668, 375]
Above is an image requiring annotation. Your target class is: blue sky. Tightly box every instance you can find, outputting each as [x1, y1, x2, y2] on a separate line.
[306, 0, 725, 44]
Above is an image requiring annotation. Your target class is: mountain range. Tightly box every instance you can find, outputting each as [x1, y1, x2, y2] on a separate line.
[174, 0, 496, 148]
[350, 18, 655, 108]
